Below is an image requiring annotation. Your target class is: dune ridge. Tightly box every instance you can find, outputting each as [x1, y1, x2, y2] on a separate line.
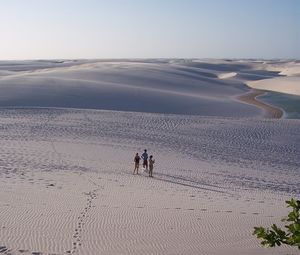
[218, 72, 237, 79]
[0, 59, 299, 255]
[246, 61, 300, 96]
[1, 59, 296, 118]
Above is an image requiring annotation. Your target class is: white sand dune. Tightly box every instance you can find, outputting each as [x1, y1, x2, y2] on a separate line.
[0, 59, 283, 117]
[0, 108, 299, 255]
[246, 61, 300, 96]
[247, 76, 300, 96]
[0, 59, 299, 255]
[1, 59, 296, 118]
[217, 72, 237, 79]
[262, 60, 300, 76]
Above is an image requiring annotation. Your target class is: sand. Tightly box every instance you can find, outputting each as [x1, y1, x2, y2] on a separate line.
[0, 59, 280, 117]
[237, 89, 283, 118]
[0, 59, 299, 255]
[0, 108, 299, 255]
[2, 58, 298, 119]
[247, 76, 300, 97]
[246, 61, 300, 97]
[218, 72, 237, 79]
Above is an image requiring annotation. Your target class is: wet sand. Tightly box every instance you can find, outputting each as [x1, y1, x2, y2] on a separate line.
[237, 89, 283, 119]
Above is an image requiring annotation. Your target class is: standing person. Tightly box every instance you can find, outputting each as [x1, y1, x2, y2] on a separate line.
[149, 155, 155, 177]
[141, 149, 149, 172]
[133, 153, 140, 175]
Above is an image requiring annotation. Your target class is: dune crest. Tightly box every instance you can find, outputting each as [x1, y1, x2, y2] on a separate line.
[218, 72, 237, 79]
[246, 61, 300, 96]
[1, 59, 297, 118]
[247, 76, 300, 96]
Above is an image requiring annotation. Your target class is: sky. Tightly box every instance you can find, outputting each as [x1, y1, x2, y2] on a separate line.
[0, 0, 299, 60]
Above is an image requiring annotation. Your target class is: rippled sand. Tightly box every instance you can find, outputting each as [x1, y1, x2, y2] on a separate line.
[0, 108, 299, 255]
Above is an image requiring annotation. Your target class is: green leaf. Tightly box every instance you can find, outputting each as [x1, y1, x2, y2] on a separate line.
[254, 198, 300, 251]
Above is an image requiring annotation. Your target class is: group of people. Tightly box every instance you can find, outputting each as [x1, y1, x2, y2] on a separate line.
[133, 149, 155, 177]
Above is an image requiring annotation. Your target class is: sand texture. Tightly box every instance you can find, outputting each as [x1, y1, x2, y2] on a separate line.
[0, 108, 299, 255]
[246, 60, 300, 96]
[1, 59, 295, 118]
[0, 59, 300, 255]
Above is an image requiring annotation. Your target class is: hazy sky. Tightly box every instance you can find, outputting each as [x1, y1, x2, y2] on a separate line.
[0, 0, 299, 59]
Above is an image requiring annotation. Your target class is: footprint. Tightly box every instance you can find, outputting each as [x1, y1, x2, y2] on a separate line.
[19, 249, 29, 253]
[0, 246, 8, 253]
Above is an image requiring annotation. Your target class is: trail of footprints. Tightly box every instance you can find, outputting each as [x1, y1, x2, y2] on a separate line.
[66, 189, 98, 255]
[0, 191, 271, 255]
[0, 189, 99, 255]
[0, 246, 50, 255]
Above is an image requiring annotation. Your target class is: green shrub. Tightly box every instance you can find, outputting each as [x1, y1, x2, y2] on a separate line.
[253, 198, 300, 250]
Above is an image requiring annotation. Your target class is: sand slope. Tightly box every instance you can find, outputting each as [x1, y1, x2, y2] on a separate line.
[0, 108, 299, 255]
[247, 76, 300, 96]
[0, 59, 299, 254]
[247, 60, 300, 96]
[0, 59, 289, 117]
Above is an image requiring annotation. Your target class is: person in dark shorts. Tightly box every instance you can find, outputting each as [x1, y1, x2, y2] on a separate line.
[133, 153, 140, 174]
[141, 149, 149, 172]
[149, 155, 155, 177]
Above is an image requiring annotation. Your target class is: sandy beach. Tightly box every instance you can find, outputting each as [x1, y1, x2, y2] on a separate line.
[0, 59, 299, 255]
[237, 89, 284, 118]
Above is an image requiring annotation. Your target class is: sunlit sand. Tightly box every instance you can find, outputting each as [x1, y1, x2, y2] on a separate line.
[0, 59, 299, 255]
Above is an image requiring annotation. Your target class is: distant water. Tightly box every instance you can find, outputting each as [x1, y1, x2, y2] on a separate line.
[258, 92, 300, 119]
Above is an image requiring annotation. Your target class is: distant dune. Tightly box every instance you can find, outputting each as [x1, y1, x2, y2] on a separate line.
[0, 61, 299, 255]
[0, 59, 298, 117]
[246, 61, 300, 96]
[217, 72, 237, 79]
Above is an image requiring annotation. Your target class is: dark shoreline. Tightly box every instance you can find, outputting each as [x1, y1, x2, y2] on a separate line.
[237, 89, 284, 119]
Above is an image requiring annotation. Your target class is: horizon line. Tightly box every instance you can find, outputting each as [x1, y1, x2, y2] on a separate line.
[0, 57, 299, 61]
